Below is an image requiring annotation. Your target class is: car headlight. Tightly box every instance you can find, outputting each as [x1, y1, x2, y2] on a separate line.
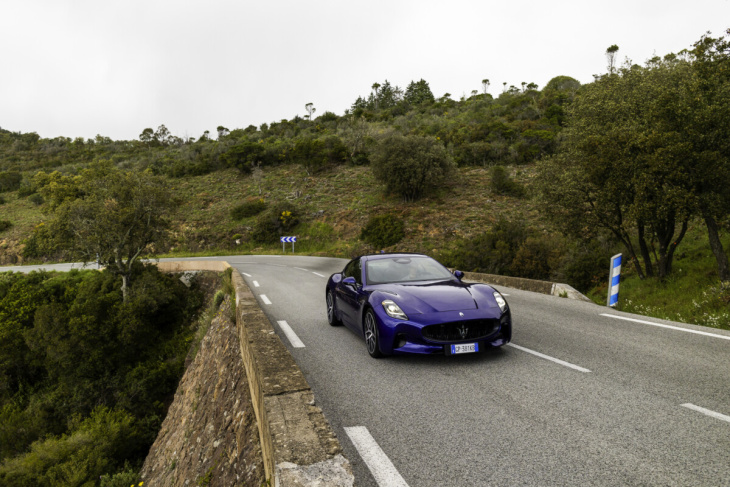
[382, 299, 408, 320]
[493, 292, 508, 313]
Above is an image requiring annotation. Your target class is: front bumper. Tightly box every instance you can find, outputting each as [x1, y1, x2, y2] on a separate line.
[377, 308, 512, 355]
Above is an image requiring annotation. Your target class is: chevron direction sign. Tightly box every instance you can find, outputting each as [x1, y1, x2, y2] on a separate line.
[281, 236, 297, 253]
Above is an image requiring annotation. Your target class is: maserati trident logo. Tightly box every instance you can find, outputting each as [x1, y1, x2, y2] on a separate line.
[457, 324, 468, 339]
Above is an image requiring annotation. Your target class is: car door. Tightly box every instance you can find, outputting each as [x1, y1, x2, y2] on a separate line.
[336, 258, 362, 328]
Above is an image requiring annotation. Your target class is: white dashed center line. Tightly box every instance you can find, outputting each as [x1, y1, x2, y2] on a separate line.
[253, 281, 260, 287]
[507, 343, 591, 373]
[312, 272, 326, 278]
[681, 403, 730, 423]
[260, 294, 272, 305]
[344, 426, 409, 487]
[601, 313, 730, 341]
[277, 320, 305, 348]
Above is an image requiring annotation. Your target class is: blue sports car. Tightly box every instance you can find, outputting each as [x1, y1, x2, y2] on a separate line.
[325, 253, 511, 358]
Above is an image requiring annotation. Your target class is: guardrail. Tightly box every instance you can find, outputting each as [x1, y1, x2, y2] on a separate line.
[458, 270, 593, 302]
[155, 261, 353, 486]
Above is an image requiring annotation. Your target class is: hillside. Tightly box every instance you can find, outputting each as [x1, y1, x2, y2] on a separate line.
[1, 48, 729, 332]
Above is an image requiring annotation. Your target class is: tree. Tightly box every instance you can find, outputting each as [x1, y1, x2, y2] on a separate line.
[606, 44, 619, 73]
[305, 102, 316, 120]
[370, 133, 456, 201]
[35, 162, 174, 300]
[482, 79, 490, 96]
[535, 58, 696, 279]
[404, 79, 435, 106]
[683, 30, 730, 281]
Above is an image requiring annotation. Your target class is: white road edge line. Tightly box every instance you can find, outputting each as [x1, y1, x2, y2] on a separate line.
[507, 343, 591, 373]
[600, 313, 730, 341]
[312, 272, 326, 278]
[344, 426, 409, 487]
[277, 320, 305, 348]
[681, 403, 730, 423]
[253, 281, 260, 288]
[260, 294, 272, 305]
[242, 272, 252, 277]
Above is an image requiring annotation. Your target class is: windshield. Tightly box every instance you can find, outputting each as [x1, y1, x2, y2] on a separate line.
[365, 256, 454, 284]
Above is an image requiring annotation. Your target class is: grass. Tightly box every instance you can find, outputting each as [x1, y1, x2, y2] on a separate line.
[587, 224, 730, 331]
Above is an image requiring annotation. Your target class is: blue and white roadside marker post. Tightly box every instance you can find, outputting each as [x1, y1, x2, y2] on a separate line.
[281, 236, 297, 253]
[607, 253, 622, 307]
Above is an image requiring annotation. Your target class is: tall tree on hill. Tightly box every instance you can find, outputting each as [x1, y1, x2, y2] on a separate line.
[35, 162, 174, 300]
[404, 79, 435, 106]
[536, 55, 699, 279]
[685, 30, 730, 281]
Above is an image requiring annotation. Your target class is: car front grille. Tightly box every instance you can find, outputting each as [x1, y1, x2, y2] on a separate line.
[422, 319, 500, 343]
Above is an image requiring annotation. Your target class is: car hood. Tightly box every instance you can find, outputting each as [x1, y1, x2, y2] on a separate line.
[374, 280, 484, 314]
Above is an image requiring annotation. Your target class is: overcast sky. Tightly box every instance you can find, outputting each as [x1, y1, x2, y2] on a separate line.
[2, 1, 729, 141]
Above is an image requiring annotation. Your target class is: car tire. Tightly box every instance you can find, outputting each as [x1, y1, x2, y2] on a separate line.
[326, 290, 342, 326]
[364, 309, 383, 358]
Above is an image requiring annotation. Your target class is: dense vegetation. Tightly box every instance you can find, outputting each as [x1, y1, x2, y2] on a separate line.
[0, 265, 210, 485]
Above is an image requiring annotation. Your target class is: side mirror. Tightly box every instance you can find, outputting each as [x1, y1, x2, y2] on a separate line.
[342, 276, 357, 287]
[453, 270, 464, 281]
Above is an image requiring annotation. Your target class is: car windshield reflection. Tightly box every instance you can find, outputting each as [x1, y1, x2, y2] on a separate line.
[365, 256, 453, 284]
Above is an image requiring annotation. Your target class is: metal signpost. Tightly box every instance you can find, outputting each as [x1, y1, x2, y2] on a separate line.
[281, 236, 297, 253]
[607, 253, 622, 307]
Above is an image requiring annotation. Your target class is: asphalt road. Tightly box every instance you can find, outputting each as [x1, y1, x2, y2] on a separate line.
[4, 256, 730, 486]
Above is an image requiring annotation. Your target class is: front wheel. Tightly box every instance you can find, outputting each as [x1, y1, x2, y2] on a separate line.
[364, 309, 383, 358]
[326, 290, 342, 326]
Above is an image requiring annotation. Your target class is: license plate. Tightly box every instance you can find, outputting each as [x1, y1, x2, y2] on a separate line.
[451, 343, 479, 354]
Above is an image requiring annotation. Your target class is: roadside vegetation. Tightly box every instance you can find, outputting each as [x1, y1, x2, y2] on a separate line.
[0, 265, 226, 484]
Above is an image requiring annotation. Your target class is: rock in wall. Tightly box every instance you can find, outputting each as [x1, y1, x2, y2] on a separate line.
[139, 297, 264, 486]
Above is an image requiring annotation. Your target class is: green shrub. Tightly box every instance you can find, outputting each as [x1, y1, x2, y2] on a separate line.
[250, 203, 300, 244]
[510, 237, 555, 280]
[370, 133, 456, 201]
[553, 240, 611, 292]
[27, 193, 44, 206]
[490, 165, 525, 197]
[0, 172, 22, 192]
[17, 180, 36, 198]
[230, 198, 266, 220]
[0, 221, 11, 232]
[0, 195, 5, 205]
[213, 290, 225, 308]
[443, 218, 528, 275]
[360, 214, 405, 248]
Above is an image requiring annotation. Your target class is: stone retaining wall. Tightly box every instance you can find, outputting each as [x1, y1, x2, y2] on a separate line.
[154, 261, 354, 486]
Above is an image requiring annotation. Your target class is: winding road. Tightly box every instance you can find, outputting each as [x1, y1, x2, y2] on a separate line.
[3, 255, 729, 486]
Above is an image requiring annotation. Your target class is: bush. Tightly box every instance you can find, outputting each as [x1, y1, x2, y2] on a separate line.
[230, 198, 266, 220]
[552, 240, 611, 292]
[360, 214, 405, 248]
[443, 218, 528, 275]
[490, 165, 525, 197]
[511, 237, 555, 280]
[0, 195, 5, 205]
[0, 172, 22, 192]
[16, 180, 36, 198]
[27, 193, 44, 206]
[250, 203, 300, 244]
[370, 133, 456, 201]
[0, 220, 11, 232]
